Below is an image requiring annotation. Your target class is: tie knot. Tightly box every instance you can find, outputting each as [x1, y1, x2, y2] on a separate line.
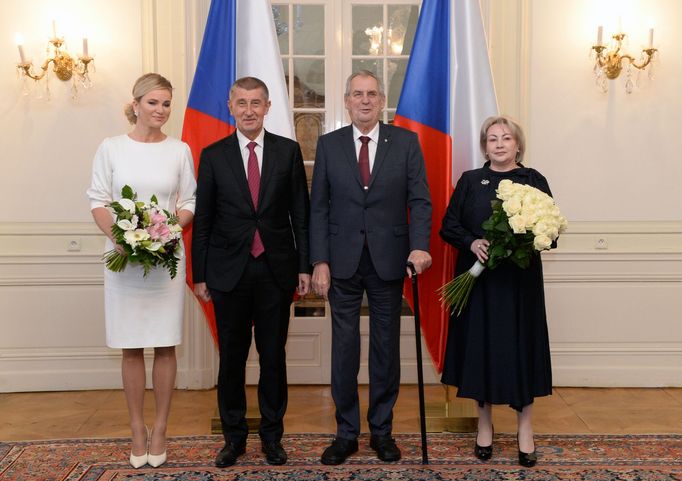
[359, 136, 371, 145]
[247, 141, 257, 152]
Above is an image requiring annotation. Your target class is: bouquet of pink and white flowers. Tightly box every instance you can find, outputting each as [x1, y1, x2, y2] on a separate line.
[440, 179, 567, 315]
[104, 185, 183, 279]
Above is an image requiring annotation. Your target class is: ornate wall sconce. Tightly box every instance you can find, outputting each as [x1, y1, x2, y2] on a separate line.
[15, 21, 94, 99]
[591, 25, 658, 93]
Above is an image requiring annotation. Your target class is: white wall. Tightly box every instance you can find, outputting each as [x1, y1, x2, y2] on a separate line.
[0, 0, 139, 223]
[529, 0, 682, 222]
[0, 0, 680, 392]
[0, 0, 217, 392]
[486, 0, 682, 386]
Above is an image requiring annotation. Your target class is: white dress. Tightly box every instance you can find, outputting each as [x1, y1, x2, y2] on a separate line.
[87, 135, 196, 348]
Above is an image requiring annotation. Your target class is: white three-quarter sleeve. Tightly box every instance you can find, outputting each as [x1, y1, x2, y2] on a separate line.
[176, 142, 197, 213]
[87, 138, 113, 210]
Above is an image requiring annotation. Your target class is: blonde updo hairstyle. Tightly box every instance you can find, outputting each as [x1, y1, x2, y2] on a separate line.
[479, 115, 526, 164]
[124, 73, 173, 125]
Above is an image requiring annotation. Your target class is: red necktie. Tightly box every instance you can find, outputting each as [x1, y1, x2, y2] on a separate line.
[359, 136, 371, 188]
[247, 141, 264, 257]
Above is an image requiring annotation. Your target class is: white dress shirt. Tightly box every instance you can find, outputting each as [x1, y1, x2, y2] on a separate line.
[236, 128, 265, 177]
[352, 122, 380, 172]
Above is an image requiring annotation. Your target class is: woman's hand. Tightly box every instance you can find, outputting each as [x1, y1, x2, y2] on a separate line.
[470, 238, 490, 263]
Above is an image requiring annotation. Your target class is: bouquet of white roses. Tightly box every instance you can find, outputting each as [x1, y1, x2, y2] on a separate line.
[104, 185, 184, 279]
[440, 179, 567, 315]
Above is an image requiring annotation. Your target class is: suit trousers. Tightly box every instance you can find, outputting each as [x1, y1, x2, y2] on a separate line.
[210, 255, 293, 444]
[328, 245, 404, 440]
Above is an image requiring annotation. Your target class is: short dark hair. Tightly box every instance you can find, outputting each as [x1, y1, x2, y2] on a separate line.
[229, 76, 269, 100]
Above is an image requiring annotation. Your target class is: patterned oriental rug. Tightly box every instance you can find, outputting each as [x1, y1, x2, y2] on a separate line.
[1, 433, 681, 481]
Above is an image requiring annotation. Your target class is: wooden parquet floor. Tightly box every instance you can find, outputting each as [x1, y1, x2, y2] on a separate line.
[1, 386, 681, 441]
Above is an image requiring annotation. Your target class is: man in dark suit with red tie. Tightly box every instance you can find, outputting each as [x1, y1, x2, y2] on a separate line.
[310, 70, 432, 464]
[192, 76, 310, 468]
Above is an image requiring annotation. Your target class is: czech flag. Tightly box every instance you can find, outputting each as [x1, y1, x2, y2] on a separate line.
[182, 0, 294, 343]
[395, 0, 498, 372]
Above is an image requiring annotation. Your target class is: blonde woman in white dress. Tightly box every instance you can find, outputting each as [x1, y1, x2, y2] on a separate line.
[87, 73, 196, 468]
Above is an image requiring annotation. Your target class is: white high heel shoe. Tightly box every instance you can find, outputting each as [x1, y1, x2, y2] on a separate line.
[147, 427, 167, 468]
[129, 426, 149, 468]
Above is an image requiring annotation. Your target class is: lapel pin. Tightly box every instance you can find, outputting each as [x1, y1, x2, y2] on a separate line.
[481, 179, 490, 185]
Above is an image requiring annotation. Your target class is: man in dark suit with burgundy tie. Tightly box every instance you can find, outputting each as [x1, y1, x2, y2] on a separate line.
[192, 76, 310, 468]
[310, 70, 432, 464]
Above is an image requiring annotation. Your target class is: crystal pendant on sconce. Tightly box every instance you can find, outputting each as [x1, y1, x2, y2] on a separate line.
[591, 66, 609, 93]
[624, 65, 634, 94]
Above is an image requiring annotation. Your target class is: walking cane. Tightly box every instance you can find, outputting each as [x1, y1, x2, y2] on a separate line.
[407, 261, 429, 464]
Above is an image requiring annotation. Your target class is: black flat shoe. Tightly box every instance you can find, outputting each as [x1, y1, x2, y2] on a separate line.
[369, 434, 401, 462]
[518, 449, 537, 467]
[261, 440, 287, 465]
[320, 437, 358, 465]
[215, 441, 246, 467]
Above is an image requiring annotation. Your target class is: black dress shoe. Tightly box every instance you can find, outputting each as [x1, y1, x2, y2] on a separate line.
[474, 428, 493, 461]
[320, 437, 358, 465]
[369, 434, 401, 462]
[517, 433, 537, 467]
[261, 441, 287, 465]
[518, 449, 537, 467]
[215, 441, 246, 467]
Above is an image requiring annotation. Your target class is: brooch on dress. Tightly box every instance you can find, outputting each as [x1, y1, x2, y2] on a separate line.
[481, 179, 490, 185]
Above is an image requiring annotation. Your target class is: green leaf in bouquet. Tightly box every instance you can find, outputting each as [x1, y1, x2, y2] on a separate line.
[491, 244, 507, 259]
[151, 194, 158, 204]
[121, 185, 135, 200]
[511, 249, 531, 269]
[495, 221, 509, 232]
[482, 218, 494, 230]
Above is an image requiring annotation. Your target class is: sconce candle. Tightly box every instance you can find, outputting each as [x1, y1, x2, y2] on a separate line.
[52, 20, 57, 39]
[83, 37, 89, 57]
[648, 28, 654, 48]
[16, 35, 26, 63]
[597, 25, 603, 46]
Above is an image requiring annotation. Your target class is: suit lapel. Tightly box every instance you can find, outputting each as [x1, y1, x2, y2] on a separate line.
[258, 131, 276, 209]
[369, 122, 390, 188]
[224, 133, 256, 212]
[340, 126, 363, 188]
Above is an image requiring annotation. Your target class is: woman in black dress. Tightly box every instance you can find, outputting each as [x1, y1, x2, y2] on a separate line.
[440, 116, 555, 468]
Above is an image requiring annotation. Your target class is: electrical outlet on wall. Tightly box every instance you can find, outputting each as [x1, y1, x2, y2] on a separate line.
[68, 238, 82, 252]
[595, 237, 608, 249]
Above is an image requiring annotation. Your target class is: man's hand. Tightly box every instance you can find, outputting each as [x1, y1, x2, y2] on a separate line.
[406, 249, 432, 277]
[311, 262, 331, 299]
[194, 282, 211, 302]
[298, 273, 311, 296]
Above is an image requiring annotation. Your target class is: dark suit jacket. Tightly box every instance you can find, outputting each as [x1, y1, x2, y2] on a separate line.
[309, 123, 432, 281]
[192, 130, 310, 292]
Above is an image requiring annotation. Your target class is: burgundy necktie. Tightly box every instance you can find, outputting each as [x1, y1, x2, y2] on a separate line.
[358, 136, 371, 188]
[247, 141, 264, 257]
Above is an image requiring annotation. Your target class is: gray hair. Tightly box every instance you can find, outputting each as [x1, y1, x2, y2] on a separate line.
[344, 70, 385, 97]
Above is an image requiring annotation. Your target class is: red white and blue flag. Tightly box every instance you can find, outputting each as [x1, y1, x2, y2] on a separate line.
[395, 0, 498, 372]
[182, 0, 293, 342]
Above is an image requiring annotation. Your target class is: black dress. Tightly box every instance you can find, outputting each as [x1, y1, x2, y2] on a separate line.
[440, 163, 554, 410]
